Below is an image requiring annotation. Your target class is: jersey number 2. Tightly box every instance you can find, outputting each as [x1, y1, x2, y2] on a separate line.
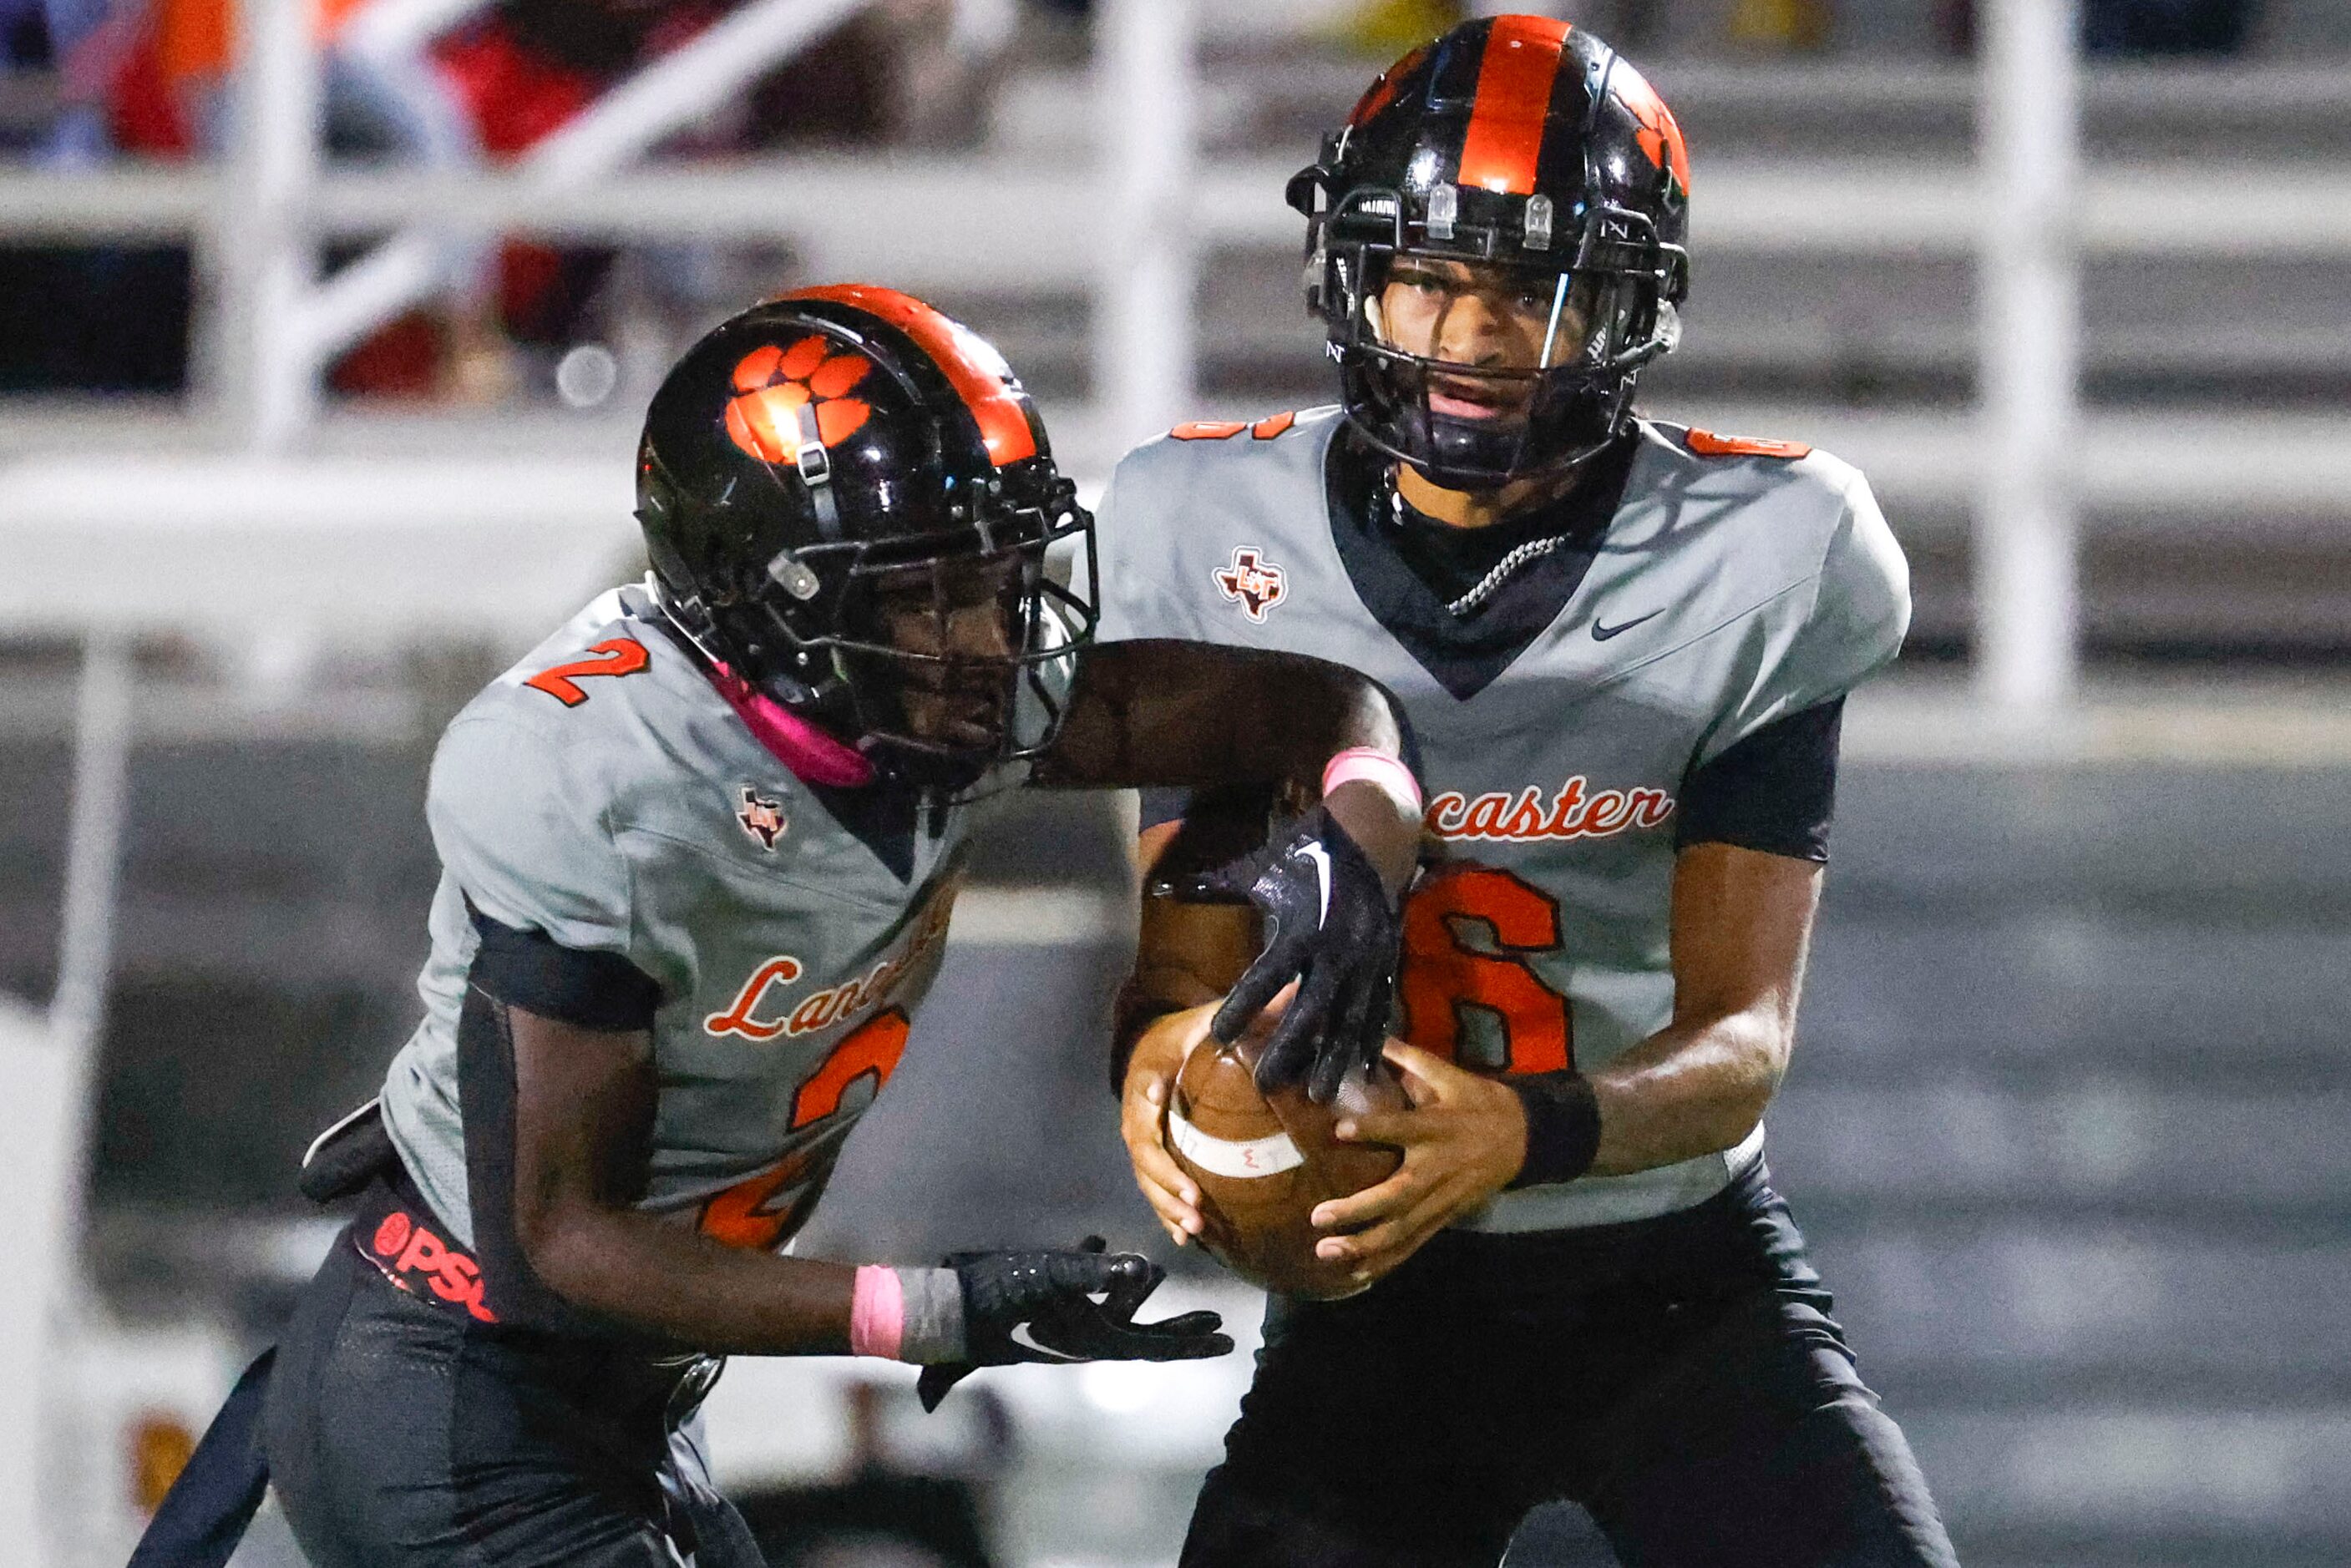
[524, 638, 649, 706]
[1396, 864, 1573, 1074]
[697, 1009, 912, 1252]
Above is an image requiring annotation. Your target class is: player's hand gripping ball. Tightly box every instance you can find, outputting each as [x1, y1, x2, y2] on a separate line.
[1168, 1011, 1410, 1300]
[1178, 804, 1406, 1105]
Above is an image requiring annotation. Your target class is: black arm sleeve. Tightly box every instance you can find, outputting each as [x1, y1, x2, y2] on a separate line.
[1031, 639, 1420, 794]
[1137, 787, 1193, 832]
[465, 903, 664, 1032]
[1675, 697, 1845, 863]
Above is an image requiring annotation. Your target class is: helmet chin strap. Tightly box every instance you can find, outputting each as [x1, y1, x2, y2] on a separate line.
[793, 402, 845, 541]
[705, 657, 875, 789]
[646, 573, 873, 782]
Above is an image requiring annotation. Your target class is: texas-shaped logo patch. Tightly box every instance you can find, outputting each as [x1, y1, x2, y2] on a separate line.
[1214, 545, 1287, 623]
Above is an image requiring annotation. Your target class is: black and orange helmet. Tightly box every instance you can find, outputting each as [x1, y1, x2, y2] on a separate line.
[635, 285, 1095, 781]
[1287, 18, 1691, 488]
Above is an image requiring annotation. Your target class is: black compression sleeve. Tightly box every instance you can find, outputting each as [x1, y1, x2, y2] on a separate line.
[1138, 787, 1193, 832]
[465, 904, 663, 1031]
[1506, 1073, 1602, 1188]
[1675, 697, 1845, 862]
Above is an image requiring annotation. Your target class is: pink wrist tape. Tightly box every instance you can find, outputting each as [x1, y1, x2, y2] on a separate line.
[1323, 747, 1423, 816]
[849, 1265, 904, 1359]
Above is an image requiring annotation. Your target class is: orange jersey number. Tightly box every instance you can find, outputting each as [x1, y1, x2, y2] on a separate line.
[789, 1007, 911, 1130]
[1171, 412, 1298, 442]
[1396, 864, 1573, 1075]
[524, 638, 651, 707]
[698, 1146, 821, 1252]
[697, 1007, 914, 1252]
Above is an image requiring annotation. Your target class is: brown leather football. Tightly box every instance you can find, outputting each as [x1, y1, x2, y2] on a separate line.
[1168, 1020, 1410, 1300]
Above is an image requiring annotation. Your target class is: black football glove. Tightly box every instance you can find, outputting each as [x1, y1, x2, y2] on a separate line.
[915, 1236, 1232, 1412]
[1173, 805, 1405, 1105]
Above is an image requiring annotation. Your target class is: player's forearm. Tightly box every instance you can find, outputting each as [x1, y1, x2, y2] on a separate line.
[1045, 640, 1417, 797]
[1321, 776, 1423, 901]
[1112, 892, 1259, 1091]
[1582, 1009, 1789, 1177]
[524, 1200, 859, 1354]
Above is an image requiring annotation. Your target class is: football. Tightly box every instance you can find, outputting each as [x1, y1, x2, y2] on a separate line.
[1168, 1022, 1410, 1300]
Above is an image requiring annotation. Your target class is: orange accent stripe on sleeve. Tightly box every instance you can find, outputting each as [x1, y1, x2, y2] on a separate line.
[783, 285, 1040, 467]
[1685, 428, 1811, 460]
[1455, 17, 1571, 197]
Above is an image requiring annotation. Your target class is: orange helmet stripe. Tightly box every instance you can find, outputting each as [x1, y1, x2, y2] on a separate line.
[782, 283, 1040, 467]
[1456, 16, 1570, 197]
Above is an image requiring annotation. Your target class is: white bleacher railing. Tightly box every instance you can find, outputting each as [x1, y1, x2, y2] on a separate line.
[0, 637, 130, 1568]
[1979, 0, 2080, 713]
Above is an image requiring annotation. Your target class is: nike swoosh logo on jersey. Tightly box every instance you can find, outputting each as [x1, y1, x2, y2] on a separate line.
[1008, 1323, 1086, 1362]
[1592, 609, 1664, 641]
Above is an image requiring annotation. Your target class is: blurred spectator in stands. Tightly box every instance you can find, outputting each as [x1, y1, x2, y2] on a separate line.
[0, 0, 200, 392]
[345, 0, 720, 400]
[1938, 0, 2260, 56]
[3, 0, 57, 150]
[1726, 0, 1832, 53]
[0, 0, 498, 397]
[4, 0, 1001, 402]
[1330, 0, 1467, 58]
[2084, 0, 2258, 53]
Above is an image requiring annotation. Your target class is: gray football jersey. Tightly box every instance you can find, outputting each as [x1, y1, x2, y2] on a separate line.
[381, 581, 1056, 1252]
[1094, 407, 1908, 1232]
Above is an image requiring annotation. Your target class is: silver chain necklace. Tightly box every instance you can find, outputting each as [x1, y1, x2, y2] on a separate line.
[1384, 474, 1575, 619]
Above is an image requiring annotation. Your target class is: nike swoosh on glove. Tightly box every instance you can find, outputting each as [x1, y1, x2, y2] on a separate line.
[917, 1237, 1230, 1412]
[1172, 804, 1405, 1105]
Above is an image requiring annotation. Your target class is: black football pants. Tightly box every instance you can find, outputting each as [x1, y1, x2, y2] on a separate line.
[261, 1230, 764, 1568]
[1181, 1165, 1958, 1568]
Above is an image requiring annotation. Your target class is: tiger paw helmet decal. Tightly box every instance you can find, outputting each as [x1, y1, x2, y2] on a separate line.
[725, 336, 874, 463]
[1214, 546, 1288, 623]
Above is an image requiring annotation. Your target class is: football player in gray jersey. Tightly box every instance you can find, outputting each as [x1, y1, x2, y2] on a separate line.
[133, 288, 1428, 1568]
[1102, 20, 1959, 1568]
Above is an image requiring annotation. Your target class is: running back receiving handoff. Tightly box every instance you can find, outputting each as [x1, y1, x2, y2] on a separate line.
[131, 286, 1431, 1568]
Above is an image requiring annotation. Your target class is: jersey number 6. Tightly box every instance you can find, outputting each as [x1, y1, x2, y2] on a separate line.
[1396, 864, 1573, 1075]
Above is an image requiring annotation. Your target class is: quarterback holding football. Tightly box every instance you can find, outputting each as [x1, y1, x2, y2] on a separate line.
[1110, 19, 1960, 1567]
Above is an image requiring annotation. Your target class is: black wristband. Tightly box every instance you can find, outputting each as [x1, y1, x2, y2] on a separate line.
[1505, 1073, 1602, 1189]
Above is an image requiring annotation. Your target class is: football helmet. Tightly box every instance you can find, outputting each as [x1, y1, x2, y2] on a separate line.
[1287, 18, 1690, 488]
[636, 286, 1096, 783]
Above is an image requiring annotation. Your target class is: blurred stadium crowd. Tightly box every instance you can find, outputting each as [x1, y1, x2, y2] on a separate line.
[0, 0, 2267, 407]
